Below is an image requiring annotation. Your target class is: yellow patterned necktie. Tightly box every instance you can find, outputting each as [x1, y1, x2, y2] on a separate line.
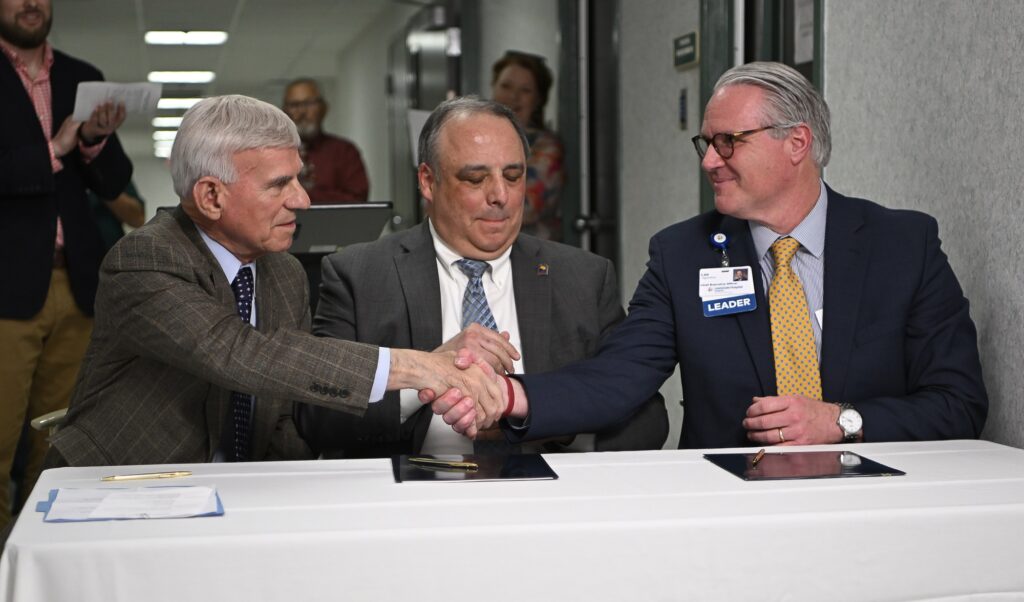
[769, 237, 822, 399]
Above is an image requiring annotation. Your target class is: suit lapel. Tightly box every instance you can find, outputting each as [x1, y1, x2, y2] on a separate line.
[172, 208, 238, 457]
[721, 216, 775, 395]
[396, 223, 443, 350]
[820, 187, 867, 401]
[510, 236, 551, 373]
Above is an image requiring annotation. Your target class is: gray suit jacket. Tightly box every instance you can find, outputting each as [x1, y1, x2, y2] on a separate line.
[52, 207, 381, 467]
[297, 222, 668, 456]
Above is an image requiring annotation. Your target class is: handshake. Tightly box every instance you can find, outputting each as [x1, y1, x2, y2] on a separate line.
[386, 324, 526, 439]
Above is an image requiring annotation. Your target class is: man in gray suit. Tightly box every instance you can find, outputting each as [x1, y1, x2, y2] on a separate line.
[298, 97, 667, 457]
[46, 95, 498, 469]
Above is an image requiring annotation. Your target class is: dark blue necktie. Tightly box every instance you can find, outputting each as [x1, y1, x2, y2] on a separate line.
[455, 259, 498, 331]
[229, 266, 254, 462]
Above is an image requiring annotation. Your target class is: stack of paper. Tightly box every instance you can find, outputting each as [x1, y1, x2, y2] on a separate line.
[38, 486, 223, 522]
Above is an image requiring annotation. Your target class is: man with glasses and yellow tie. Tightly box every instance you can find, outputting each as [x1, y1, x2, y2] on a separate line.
[430, 61, 988, 449]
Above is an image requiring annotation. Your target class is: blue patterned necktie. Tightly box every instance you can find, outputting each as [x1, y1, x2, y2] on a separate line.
[455, 259, 498, 331]
[229, 266, 254, 462]
[454, 259, 518, 455]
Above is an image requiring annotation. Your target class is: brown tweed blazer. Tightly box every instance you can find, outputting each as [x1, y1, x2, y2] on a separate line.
[51, 206, 380, 466]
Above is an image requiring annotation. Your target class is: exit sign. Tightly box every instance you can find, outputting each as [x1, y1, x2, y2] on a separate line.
[674, 32, 698, 69]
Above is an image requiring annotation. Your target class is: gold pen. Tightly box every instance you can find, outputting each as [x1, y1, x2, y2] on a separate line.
[407, 457, 479, 471]
[750, 448, 766, 468]
[101, 470, 193, 482]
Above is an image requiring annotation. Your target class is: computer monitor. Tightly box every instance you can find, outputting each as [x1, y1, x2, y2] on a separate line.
[291, 202, 392, 254]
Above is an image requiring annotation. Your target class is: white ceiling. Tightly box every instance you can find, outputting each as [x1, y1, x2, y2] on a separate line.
[46, 0, 412, 158]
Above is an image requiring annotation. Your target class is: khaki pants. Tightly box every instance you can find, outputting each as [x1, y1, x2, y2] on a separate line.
[0, 268, 92, 531]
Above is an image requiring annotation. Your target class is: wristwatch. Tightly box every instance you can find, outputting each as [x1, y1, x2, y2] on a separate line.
[834, 402, 863, 442]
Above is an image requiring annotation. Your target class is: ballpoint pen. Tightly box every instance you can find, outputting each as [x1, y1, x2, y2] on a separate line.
[751, 449, 766, 468]
[407, 457, 479, 471]
[101, 471, 193, 482]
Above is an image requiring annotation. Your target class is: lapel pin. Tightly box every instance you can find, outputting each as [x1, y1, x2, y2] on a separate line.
[536, 263, 549, 276]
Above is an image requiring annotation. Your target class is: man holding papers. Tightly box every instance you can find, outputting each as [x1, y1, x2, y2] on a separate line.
[0, 0, 132, 531]
[433, 62, 988, 449]
[45, 95, 500, 471]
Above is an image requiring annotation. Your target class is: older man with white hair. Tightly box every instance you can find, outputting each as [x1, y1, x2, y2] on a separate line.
[43, 95, 497, 471]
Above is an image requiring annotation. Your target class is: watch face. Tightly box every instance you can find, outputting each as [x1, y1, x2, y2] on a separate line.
[838, 409, 863, 434]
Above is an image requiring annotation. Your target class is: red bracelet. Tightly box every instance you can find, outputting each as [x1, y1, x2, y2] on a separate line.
[500, 375, 515, 419]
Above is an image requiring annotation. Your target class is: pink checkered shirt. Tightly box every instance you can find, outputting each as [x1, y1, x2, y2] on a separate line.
[1, 40, 106, 251]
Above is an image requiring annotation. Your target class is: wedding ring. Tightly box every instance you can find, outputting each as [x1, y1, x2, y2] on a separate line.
[778, 428, 786, 443]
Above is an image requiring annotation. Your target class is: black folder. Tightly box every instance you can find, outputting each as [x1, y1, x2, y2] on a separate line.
[704, 450, 905, 481]
[392, 454, 558, 483]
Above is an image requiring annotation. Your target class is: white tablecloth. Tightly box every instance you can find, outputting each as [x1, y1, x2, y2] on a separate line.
[2, 440, 1023, 601]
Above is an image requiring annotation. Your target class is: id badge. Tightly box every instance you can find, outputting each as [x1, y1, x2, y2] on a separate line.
[698, 266, 757, 317]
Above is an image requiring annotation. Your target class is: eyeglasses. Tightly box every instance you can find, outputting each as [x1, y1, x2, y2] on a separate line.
[283, 98, 322, 111]
[691, 123, 798, 160]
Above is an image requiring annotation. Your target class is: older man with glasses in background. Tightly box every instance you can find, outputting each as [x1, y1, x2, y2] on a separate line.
[431, 61, 988, 451]
[281, 77, 369, 204]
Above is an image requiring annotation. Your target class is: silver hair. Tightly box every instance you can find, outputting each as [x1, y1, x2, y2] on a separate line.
[170, 95, 300, 199]
[714, 62, 832, 167]
[418, 96, 530, 175]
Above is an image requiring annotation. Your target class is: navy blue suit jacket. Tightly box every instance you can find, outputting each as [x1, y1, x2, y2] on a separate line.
[0, 48, 132, 319]
[513, 187, 988, 448]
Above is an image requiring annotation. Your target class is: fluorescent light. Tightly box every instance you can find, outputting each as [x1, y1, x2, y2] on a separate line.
[148, 71, 215, 84]
[153, 130, 177, 141]
[152, 116, 183, 128]
[406, 31, 446, 54]
[157, 97, 202, 110]
[145, 31, 228, 45]
[153, 140, 173, 158]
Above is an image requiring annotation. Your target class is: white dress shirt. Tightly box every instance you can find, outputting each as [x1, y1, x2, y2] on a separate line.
[399, 221, 523, 454]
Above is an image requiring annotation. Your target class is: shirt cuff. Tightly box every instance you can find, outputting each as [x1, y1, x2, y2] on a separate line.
[48, 141, 63, 173]
[369, 347, 390, 403]
[78, 137, 108, 163]
[505, 413, 530, 431]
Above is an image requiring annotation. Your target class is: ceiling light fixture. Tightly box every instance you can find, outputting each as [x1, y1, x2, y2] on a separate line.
[157, 98, 203, 110]
[154, 140, 174, 158]
[153, 130, 177, 141]
[152, 116, 183, 128]
[145, 31, 228, 45]
[148, 71, 216, 84]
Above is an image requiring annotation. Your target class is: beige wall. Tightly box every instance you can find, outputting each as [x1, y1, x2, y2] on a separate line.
[330, 5, 420, 203]
[823, 0, 1024, 448]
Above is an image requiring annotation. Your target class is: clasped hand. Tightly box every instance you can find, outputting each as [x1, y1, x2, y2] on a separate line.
[417, 326, 519, 438]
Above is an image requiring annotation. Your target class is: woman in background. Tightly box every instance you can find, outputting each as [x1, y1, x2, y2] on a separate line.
[491, 51, 565, 241]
